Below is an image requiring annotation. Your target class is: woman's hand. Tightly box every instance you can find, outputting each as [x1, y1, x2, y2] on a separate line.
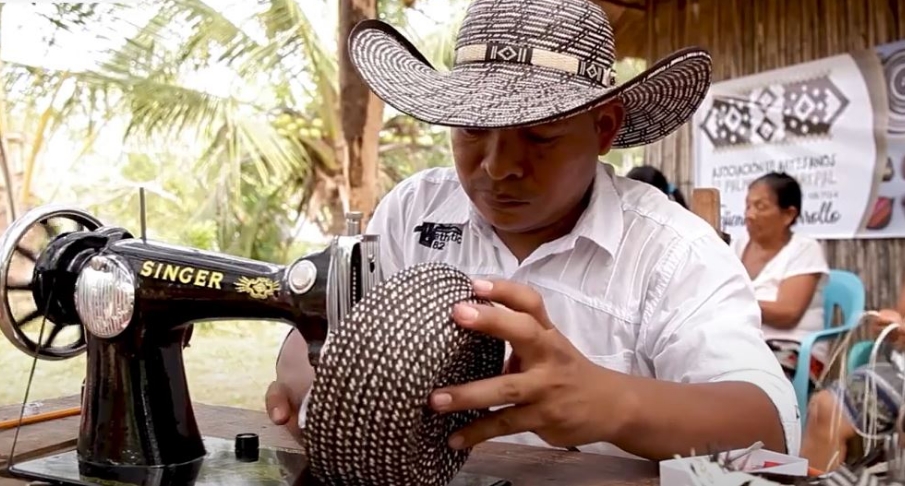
[428, 279, 631, 450]
[868, 309, 905, 349]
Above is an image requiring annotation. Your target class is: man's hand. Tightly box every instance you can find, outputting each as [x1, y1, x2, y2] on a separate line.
[265, 380, 303, 438]
[265, 329, 315, 441]
[428, 279, 630, 450]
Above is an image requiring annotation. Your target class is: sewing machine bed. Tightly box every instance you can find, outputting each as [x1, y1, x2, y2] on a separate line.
[8, 436, 510, 486]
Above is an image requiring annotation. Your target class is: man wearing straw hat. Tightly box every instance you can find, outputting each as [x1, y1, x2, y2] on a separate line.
[267, 0, 800, 460]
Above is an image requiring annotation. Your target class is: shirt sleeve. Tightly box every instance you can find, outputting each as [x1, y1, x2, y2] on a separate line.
[639, 233, 802, 456]
[729, 233, 745, 258]
[782, 236, 830, 279]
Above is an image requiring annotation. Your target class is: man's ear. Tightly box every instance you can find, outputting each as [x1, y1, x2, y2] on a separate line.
[595, 98, 626, 155]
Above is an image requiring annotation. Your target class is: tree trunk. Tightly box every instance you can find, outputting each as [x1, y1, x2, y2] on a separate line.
[338, 0, 384, 229]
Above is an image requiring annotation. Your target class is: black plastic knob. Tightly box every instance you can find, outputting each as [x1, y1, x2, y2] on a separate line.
[235, 433, 260, 462]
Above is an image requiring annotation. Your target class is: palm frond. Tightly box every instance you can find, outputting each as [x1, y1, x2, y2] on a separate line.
[2, 0, 467, 258]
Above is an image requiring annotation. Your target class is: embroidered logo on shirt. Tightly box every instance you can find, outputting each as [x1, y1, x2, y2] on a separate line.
[414, 222, 463, 250]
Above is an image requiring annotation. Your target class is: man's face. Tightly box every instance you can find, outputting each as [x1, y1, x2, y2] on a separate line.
[451, 103, 624, 234]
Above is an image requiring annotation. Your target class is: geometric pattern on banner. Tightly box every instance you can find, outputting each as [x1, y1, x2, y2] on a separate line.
[699, 74, 850, 149]
[883, 46, 905, 136]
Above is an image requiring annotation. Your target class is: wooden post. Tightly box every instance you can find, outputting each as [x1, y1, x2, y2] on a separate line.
[691, 187, 728, 242]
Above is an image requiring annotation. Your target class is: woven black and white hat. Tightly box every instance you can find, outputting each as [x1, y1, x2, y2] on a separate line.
[348, 0, 712, 149]
[304, 262, 506, 485]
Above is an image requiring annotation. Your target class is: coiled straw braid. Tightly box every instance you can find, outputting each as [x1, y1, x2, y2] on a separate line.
[304, 262, 506, 485]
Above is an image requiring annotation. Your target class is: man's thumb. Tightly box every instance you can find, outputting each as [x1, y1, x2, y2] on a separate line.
[265, 381, 291, 425]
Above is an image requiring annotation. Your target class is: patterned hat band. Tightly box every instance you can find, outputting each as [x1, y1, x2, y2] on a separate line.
[454, 42, 618, 88]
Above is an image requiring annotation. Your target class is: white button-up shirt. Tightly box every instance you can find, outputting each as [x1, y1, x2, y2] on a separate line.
[362, 162, 800, 458]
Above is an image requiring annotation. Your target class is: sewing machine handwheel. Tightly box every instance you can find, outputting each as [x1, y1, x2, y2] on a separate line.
[0, 204, 103, 360]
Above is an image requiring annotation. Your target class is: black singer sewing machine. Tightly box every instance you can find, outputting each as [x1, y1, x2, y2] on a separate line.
[0, 203, 508, 486]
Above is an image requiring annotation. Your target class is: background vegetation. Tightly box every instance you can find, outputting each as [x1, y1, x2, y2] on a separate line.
[0, 0, 646, 409]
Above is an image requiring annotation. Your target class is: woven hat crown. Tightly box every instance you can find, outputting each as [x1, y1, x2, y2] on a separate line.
[454, 0, 617, 87]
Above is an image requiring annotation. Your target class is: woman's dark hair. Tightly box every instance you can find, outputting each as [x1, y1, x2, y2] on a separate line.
[750, 171, 802, 225]
[626, 165, 688, 209]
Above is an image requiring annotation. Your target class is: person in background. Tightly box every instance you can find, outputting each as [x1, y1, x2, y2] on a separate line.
[732, 172, 830, 391]
[801, 293, 905, 471]
[626, 165, 688, 209]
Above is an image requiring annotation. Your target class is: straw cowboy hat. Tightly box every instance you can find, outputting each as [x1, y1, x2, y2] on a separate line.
[347, 0, 713, 149]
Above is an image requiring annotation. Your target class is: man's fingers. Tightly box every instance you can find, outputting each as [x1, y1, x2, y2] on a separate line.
[265, 381, 292, 425]
[453, 302, 544, 352]
[446, 405, 543, 450]
[503, 355, 522, 374]
[430, 372, 542, 413]
[471, 279, 552, 329]
[266, 381, 305, 443]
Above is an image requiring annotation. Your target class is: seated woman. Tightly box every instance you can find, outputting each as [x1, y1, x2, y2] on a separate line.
[732, 172, 830, 389]
[625, 165, 688, 209]
[801, 304, 905, 472]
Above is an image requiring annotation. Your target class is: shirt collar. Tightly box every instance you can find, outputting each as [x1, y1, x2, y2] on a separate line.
[572, 163, 624, 257]
[419, 163, 625, 257]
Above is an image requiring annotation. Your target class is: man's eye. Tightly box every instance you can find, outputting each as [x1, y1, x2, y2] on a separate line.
[461, 128, 486, 138]
[526, 133, 558, 144]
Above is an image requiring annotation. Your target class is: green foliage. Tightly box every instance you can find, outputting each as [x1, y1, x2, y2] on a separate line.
[4, 0, 646, 266]
[65, 150, 215, 249]
[4, 0, 443, 262]
[378, 0, 409, 24]
[182, 220, 219, 252]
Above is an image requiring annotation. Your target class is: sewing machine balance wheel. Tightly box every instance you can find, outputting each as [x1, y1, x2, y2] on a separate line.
[0, 204, 103, 360]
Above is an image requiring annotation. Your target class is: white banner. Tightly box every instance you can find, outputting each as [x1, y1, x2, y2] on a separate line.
[693, 39, 905, 239]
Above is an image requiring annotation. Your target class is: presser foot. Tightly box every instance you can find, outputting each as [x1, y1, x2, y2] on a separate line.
[7, 436, 511, 486]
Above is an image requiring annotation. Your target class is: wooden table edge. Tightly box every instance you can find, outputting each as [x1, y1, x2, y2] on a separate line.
[1, 396, 660, 486]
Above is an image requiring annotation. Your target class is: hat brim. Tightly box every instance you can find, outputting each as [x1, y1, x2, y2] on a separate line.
[348, 19, 712, 149]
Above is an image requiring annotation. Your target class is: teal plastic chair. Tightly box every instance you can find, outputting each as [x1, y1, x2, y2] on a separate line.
[793, 269, 865, 425]
[847, 340, 874, 372]
[846, 316, 901, 374]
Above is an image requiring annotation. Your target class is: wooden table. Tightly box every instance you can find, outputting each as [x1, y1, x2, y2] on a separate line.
[0, 396, 659, 485]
